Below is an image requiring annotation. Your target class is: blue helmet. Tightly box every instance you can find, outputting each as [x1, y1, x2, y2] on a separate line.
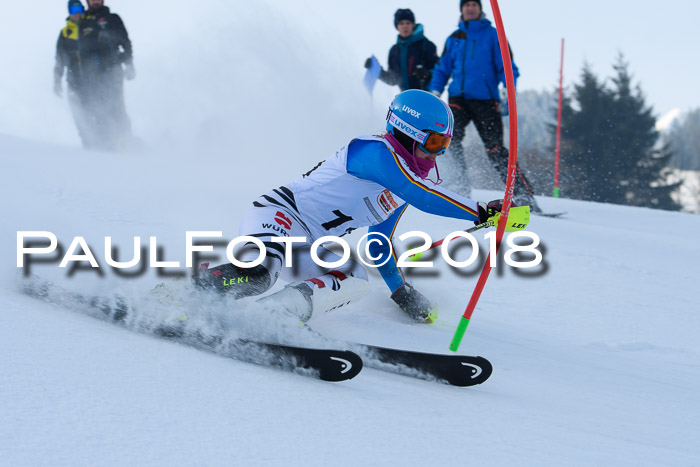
[386, 90, 454, 154]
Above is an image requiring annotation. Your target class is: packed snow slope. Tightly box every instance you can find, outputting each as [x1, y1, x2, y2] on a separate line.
[2, 133, 700, 466]
[2, 1, 700, 465]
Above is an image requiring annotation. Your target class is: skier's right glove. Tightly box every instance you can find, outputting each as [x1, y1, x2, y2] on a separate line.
[364, 57, 372, 69]
[390, 283, 438, 324]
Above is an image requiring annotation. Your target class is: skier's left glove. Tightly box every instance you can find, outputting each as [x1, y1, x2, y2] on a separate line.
[477, 199, 531, 231]
[390, 283, 438, 324]
[124, 62, 136, 81]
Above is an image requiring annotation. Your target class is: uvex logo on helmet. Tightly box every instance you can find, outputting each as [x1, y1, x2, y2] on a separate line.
[393, 119, 419, 138]
[401, 105, 421, 118]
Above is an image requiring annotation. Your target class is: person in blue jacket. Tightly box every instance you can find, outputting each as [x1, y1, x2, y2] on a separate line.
[430, 0, 540, 211]
[195, 90, 521, 324]
[365, 9, 438, 91]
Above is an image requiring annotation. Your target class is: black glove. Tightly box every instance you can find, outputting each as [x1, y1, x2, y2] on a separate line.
[390, 283, 438, 323]
[413, 65, 431, 82]
[364, 57, 372, 69]
[476, 199, 518, 224]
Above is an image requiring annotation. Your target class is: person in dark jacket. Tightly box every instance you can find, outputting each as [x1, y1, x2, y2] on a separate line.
[365, 9, 438, 91]
[54, 0, 84, 97]
[54, 0, 91, 145]
[429, 0, 540, 211]
[78, 0, 135, 150]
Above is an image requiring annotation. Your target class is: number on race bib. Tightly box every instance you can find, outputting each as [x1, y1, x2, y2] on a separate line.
[321, 210, 354, 231]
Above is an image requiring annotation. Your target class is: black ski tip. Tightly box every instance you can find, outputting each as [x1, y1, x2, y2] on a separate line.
[317, 350, 363, 382]
[446, 355, 493, 387]
[250, 343, 364, 382]
[356, 344, 493, 387]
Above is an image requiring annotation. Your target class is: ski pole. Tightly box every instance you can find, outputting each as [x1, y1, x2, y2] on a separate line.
[407, 220, 495, 261]
[408, 206, 530, 261]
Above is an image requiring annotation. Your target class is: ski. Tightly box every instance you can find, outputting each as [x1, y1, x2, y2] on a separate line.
[238, 341, 362, 382]
[20, 278, 488, 385]
[352, 343, 492, 387]
[19, 279, 362, 382]
[233, 342, 362, 382]
[157, 327, 363, 383]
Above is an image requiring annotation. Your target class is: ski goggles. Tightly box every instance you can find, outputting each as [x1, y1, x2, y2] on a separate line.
[69, 4, 84, 14]
[388, 112, 452, 155]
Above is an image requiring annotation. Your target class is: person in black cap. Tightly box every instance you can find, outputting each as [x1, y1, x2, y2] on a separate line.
[76, 0, 135, 151]
[54, 1, 91, 147]
[429, 0, 541, 211]
[364, 9, 438, 91]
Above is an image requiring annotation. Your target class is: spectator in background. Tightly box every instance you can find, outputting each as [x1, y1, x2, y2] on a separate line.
[365, 9, 438, 91]
[54, 0, 90, 146]
[78, 0, 135, 151]
[430, 0, 540, 211]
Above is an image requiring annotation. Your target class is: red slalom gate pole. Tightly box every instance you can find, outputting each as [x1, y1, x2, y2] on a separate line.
[450, 0, 519, 351]
[553, 38, 565, 198]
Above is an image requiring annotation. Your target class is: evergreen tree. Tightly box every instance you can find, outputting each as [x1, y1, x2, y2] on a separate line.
[558, 55, 681, 210]
[558, 63, 615, 201]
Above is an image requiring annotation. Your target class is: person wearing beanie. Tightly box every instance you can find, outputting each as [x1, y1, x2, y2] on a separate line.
[364, 9, 438, 91]
[394, 8, 415, 27]
[429, 1, 541, 212]
[460, 0, 482, 10]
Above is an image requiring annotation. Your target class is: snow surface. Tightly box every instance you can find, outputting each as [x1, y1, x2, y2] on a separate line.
[3, 2, 700, 465]
[3, 135, 700, 466]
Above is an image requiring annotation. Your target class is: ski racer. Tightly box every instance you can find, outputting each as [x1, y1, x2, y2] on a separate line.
[194, 90, 526, 323]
